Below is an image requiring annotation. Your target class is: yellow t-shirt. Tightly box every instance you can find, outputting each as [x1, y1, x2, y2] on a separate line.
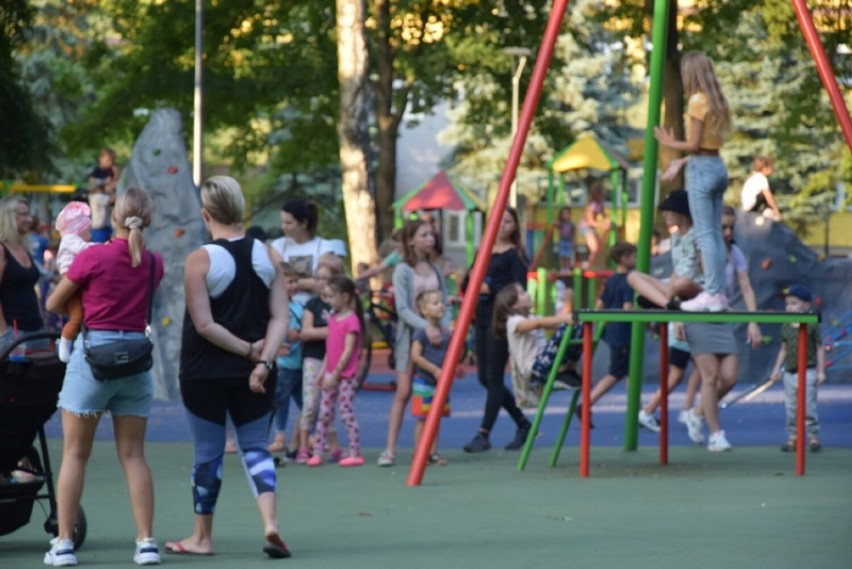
[686, 92, 724, 150]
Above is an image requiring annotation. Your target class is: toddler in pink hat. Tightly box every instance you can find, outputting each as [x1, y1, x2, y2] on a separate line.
[55, 201, 94, 362]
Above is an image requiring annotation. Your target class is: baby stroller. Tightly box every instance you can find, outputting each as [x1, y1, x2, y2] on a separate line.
[0, 331, 87, 548]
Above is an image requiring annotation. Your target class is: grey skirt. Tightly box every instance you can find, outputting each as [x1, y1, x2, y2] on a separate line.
[683, 322, 737, 356]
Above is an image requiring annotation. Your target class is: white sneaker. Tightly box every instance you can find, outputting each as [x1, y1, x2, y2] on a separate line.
[677, 410, 689, 425]
[708, 430, 732, 452]
[638, 410, 661, 433]
[133, 538, 161, 566]
[683, 408, 705, 444]
[680, 291, 728, 312]
[44, 538, 77, 567]
[58, 338, 73, 363]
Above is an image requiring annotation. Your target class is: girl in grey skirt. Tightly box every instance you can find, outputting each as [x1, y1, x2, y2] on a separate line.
[679, 321, 737, 452]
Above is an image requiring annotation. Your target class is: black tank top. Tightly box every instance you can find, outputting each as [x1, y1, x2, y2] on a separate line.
[179, 237, 271, 380]
[0, 245, 42, 331]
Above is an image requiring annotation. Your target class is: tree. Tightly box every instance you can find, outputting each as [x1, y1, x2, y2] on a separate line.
[337, 0, 378, 271]
[0, 0, 53, 176]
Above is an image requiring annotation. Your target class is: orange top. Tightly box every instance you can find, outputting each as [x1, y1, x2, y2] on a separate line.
[686, 92, 724, 150]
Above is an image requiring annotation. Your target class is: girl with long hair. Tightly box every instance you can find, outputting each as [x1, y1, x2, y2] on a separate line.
[656, 51, 732, 312]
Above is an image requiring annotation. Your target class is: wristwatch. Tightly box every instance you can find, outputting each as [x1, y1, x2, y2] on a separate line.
[257, 360, 274, 372]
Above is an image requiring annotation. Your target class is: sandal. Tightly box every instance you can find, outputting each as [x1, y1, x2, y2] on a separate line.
[780, 440, 796, 453]
[809, 438, 822, 453]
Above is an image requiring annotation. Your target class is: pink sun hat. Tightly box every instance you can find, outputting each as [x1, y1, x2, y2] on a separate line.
[56, 201, 92, 237]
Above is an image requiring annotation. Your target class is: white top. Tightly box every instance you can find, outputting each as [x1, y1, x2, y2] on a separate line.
[269, 235, 333, 305]
[507, 314, 547, 380]
[57, 234, 93, 275]
[741, 173, 769, 211]
[88, 193, 112, 230]
[203, 238, 275, 299]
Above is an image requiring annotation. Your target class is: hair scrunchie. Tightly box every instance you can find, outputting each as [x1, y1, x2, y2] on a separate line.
[124, 216, 143, 230]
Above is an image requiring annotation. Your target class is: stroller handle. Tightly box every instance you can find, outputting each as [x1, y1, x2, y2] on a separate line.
[0, 331, 61, 361]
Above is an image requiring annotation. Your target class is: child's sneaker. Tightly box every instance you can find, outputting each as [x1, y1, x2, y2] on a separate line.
[58, 338, 73, 363]
[295, 448, 311, 464]
[44, 537, 77, 567]
[707, 430, 732, 452]
[376, 450, 395, 467]
[133, 538, 161, 566]
[638, 410, 661, 433]
[338, 455, 364, 467]
[328, 448, 344, 463]
[680, 291, 728, 312]
[306, 454, 323, 467]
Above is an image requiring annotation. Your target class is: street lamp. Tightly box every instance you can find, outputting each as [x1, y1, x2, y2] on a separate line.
[503, 47, 533, 208]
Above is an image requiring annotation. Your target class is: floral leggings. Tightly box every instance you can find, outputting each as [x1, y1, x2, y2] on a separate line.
[313, 376, 360, 457]
[299, 357, 325, 432]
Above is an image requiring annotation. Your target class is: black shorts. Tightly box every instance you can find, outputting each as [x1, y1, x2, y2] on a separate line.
[669, 347, 691, 370]
[608, 345, 630, 380]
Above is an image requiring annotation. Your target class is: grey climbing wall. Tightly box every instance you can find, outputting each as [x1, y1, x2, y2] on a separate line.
[119, 108, 205, 400]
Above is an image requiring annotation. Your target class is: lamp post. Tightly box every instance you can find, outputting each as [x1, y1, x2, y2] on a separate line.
[504, 47, 533, 208]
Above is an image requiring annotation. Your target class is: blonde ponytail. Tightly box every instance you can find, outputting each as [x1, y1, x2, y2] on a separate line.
[113, 188, 153, 268]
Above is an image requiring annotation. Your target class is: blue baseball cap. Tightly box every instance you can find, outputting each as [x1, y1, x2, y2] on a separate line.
[783, 284, 813, 302]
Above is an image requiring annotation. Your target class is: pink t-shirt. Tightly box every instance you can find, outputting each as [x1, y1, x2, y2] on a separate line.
[67, 239, 164, 331]
[325, 312, 361, 379]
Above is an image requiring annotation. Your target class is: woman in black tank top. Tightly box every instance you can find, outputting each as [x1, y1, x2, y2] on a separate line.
[0, 197, 42, 351]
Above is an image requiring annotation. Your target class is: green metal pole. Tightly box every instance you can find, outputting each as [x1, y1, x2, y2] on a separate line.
[624, 0, 670, 452]
[465, 212, 475, 266]
[546, 168, 556, 229]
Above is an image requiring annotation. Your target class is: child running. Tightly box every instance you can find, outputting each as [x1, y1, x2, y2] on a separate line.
[494, 283, 580, 406]
[409, 289, 452, 465]
[768, 284, 825, 452]
[578, 242, 636, 424]
[307, 275, 364, 467]
[55, 201, 94, 362]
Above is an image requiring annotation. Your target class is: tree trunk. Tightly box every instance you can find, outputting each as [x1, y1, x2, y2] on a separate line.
[372, 0, 408, 240]
[660, 0, 684, 192]
[337, 0, 378, 273]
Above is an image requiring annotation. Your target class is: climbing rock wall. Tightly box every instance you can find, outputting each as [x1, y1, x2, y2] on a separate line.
[643, 211, 852, 384]
[119, 108, 204, 400]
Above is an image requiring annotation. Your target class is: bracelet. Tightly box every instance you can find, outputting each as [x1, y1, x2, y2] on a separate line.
[245, 342, 253, 359]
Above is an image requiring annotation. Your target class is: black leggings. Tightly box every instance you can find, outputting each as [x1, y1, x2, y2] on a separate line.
[474, 303, 528, 434]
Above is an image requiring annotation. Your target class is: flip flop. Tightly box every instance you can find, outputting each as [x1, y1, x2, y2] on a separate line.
[428, 454, 448, 466]
[263, 532, 292, 559]
[165, 541, 214, 556]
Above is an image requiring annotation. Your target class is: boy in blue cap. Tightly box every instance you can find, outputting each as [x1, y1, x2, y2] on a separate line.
[768, 284, 825, 452]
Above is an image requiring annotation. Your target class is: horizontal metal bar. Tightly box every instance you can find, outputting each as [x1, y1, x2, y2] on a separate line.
[576, 310, 820, 325]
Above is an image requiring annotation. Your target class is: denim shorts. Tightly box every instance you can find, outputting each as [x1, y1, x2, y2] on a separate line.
[58, 330, 154, 417]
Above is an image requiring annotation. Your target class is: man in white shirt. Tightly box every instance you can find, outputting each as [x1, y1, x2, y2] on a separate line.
[741, 156, 782, 221]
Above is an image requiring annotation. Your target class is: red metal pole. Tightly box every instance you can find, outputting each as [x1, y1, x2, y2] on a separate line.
[580, 321, 593, 477]
[659, 323, 669, 466]
[796, 323, 808, 476]
[791, 0, 852, 154]
[406, 0, 573, 486]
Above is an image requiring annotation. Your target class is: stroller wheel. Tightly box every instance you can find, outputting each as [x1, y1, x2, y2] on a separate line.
[45, 506, 87, 549]
[73, 507, 87, 549]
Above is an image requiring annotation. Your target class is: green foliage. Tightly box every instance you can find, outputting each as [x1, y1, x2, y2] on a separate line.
[0, 0, 54, 176]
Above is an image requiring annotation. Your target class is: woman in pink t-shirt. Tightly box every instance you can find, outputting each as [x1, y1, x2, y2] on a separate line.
[45, 187, 165, 566]
[306, 275, 364, 467]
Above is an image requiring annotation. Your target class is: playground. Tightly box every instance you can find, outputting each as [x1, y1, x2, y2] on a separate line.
[3, 374, 852, 568]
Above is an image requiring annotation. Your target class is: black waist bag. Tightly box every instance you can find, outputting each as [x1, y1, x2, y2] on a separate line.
[83, 251, 156, 381]
[84, 337, 154, 381]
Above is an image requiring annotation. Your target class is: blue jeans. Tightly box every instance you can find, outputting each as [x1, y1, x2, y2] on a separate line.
[686, 156, 728, 295]
[273, 367, 303, 433]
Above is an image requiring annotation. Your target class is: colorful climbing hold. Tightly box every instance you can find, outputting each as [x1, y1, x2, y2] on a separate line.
[161, 316, 172, 326]
[153, 148, 161, 156]
[788, 254, 797, 264]
[174, 228, 185, 238]
[760, 258, 772, 270]
[167, 165, 178, 174]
